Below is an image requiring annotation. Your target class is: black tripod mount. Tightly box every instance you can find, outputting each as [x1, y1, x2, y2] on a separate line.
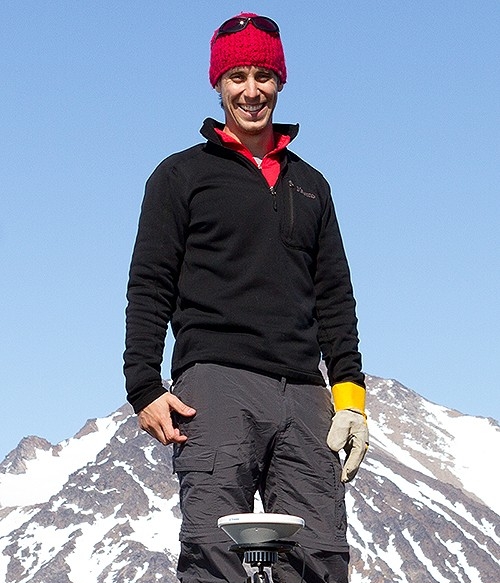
[229, 541, 298, 583]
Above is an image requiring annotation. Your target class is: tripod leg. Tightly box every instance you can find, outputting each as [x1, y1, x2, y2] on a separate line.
[253, 569, 270, 583]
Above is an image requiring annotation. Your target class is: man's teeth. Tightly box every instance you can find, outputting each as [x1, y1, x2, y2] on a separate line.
[240, 104, 265, 112]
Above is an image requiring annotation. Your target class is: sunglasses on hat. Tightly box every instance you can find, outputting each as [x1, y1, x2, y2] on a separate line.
[216, 16, 280, 39]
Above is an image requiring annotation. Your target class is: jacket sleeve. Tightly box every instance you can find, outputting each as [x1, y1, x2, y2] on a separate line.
[123, 161, 189, 413]
[314, 186, 365, 389]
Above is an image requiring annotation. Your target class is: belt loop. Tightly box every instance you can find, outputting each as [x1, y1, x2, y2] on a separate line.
[280, 376, 287, 391]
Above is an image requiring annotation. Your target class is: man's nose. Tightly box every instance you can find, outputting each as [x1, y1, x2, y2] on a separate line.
[244, 78, 259, 99]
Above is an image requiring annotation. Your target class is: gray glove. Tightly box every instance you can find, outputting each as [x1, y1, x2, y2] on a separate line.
[327, 409, 369, 483]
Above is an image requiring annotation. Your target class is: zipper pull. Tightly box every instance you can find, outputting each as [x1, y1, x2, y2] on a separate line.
[270, 186, 277, 211]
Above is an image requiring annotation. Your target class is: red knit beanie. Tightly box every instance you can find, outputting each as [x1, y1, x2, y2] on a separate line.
[209, 13, 287, 87]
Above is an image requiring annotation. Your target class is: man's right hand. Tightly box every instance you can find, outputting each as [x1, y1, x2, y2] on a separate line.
[138, 392, 196, 445]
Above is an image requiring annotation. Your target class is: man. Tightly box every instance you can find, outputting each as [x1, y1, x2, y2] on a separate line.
[124, 13, 368, 583]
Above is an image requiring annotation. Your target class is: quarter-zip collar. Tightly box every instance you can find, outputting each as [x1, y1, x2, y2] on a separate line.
[200, 118, 298, 187]
[200, 117, 299, 144]
[213, 127, 290, 187]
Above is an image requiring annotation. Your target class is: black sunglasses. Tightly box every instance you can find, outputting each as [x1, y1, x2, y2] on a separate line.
[216, 16, 280, 39]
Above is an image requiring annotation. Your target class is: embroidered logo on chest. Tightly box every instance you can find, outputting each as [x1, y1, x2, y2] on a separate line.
[288, 180, 316, 199]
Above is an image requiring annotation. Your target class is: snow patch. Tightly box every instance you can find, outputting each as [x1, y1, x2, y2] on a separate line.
[422, 402, 500, 516]
[0, 413, 126, 508]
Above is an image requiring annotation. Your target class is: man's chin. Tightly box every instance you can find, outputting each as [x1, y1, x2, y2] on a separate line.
[237, 118, 272, 136]
[241, 126, 267, 136]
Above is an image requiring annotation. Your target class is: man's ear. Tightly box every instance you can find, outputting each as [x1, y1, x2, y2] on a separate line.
[215, 80, 221, 94]
[277, 81, 284, 93]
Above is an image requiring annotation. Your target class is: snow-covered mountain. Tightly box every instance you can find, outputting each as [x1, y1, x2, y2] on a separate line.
[0, 375, 499, 583]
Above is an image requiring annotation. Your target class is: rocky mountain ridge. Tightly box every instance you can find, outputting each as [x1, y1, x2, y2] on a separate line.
[0, 375, 499, 582]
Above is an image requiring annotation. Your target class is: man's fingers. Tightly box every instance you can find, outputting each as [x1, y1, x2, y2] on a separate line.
[138, 411, 168, 444]
[141, 423, 167, 446]
[166, 393, 197, 417]
[137, 392, 195, 445]
[140, 415, 188, 445]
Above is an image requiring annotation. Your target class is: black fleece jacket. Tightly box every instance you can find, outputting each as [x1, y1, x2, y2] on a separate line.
[124, 118, 364, 413]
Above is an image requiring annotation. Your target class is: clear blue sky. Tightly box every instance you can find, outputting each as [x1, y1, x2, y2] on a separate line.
[1, 1, 499, 461]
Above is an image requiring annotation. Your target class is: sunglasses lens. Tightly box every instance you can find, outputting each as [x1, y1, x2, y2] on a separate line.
[253, 16, 279, 33]
[218, 17, 246, 34]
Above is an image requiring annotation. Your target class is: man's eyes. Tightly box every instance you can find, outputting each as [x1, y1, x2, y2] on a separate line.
[228, 73, 273, 83]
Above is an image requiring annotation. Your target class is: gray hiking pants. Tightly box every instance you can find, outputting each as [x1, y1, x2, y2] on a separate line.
[172, 363, 349, 583]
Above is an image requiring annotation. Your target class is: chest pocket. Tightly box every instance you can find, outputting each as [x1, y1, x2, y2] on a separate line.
[280, 179, 322, 252]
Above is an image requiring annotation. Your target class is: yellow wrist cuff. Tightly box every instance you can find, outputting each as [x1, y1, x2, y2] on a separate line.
[331, 382, 366, 413]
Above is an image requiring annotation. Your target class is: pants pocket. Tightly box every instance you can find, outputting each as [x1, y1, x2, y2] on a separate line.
[173, 447, 216, 473]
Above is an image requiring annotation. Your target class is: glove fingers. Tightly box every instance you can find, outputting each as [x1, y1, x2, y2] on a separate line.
[326, 409, 369, 482]
[342, 429, 369, 483]
[326, 422, 350, 452]
[327, 409, 355, 451]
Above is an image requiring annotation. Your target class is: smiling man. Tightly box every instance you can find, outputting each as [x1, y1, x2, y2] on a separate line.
[216, 65, 282, 151]
[124, 13, 368, 583]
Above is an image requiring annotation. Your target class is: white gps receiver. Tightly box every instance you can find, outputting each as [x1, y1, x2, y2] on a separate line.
[217, 513, 305, 545]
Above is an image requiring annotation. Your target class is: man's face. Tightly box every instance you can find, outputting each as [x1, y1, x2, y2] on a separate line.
[216, 66, 283, 138]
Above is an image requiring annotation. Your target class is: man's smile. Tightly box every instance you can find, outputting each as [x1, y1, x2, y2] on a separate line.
[238, 103, 267, 114]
